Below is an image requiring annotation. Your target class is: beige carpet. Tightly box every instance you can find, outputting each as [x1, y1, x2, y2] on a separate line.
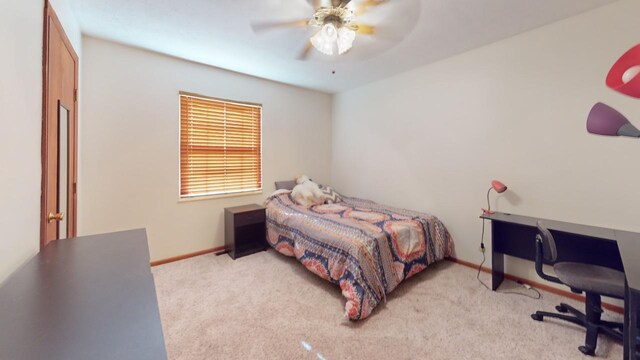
[152, 250, 623, 360]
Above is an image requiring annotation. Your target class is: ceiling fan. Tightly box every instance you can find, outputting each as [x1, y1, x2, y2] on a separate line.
[251, 0, 387, 60]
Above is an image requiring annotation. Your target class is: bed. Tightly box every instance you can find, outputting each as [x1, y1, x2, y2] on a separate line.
[265, 182, 453, 320]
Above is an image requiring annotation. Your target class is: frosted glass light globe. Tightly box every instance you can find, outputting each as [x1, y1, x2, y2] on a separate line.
[323, 23, 337, 41]
[336, 28, 356, 54]
[622, 65, 640, 84]
[310, 24, 338, 56]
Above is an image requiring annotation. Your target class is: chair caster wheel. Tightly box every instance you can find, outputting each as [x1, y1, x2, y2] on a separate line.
[578, 346, 595, 356]
[531, 313, 543, 321]
[556, 305, 568, 313]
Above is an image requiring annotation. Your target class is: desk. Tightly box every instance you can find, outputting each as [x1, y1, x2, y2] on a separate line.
[0, 229, 167, 360]
[615, 230, 640, 360]
[481, 212, 639, 360]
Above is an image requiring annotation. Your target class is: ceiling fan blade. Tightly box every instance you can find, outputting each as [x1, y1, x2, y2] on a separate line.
[298, 41, 314, 60]
[355, 0, 387, 16]
[355, 24, 375, 35]
[251, 19, 309, 34]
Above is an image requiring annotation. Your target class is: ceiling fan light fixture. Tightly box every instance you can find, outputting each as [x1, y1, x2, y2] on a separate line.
[308, 3, 360, 57]
[251, 0, 390, 60]
[310, 22, 356, 56]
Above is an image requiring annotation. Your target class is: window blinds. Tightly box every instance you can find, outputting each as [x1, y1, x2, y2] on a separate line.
[180, 92, 262, 198]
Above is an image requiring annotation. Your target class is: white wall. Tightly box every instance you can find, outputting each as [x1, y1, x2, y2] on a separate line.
[49, 0, 81, 53]
[332, 0, 640, 286]
[79, 36, 332, 261]
[0, 0, 44, 283]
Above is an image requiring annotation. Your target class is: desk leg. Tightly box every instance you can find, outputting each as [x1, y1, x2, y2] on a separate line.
[625, 283, 629, 360]
[491, 251, 504, 291]
[626, 286, 639, 360]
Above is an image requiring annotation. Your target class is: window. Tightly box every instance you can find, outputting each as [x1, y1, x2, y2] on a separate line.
[179, 92, 262, 199]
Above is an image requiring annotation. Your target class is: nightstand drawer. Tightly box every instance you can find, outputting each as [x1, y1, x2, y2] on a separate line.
[234, 209, 266, 227]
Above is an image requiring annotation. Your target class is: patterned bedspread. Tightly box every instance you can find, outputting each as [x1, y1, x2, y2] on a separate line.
[265, 191, 453, 320]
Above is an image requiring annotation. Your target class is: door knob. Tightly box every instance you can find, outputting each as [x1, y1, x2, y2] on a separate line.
[48, 212, 64, 222]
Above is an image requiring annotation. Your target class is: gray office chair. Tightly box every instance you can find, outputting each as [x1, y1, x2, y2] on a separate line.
[531, 221, 625, 356]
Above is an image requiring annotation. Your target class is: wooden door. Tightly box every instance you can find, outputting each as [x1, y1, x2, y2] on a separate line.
[41, 2, 78, 248]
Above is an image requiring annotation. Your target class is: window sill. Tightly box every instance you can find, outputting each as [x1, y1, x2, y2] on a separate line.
[178, 190, 263, 203]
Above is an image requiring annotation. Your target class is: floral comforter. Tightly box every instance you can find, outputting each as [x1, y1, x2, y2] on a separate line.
[265, 191, 453, 320]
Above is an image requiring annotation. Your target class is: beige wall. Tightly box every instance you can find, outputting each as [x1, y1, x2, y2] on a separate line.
[332, 0, 640, 289]
[0, 0, 82, 283]
[0, 0, 44, 283]
[79, 36, 333, 261]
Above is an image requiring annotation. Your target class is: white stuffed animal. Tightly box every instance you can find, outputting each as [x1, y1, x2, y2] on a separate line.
[291, 175, 325, 207]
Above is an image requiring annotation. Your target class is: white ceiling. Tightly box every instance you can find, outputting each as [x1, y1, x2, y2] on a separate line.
[70, 0, 618, 93]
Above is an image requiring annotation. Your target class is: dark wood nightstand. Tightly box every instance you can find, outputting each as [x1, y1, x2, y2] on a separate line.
[224, 204, 267, 260]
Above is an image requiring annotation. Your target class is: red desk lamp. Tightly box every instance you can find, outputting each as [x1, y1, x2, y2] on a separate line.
[482, 180, 507, 215]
